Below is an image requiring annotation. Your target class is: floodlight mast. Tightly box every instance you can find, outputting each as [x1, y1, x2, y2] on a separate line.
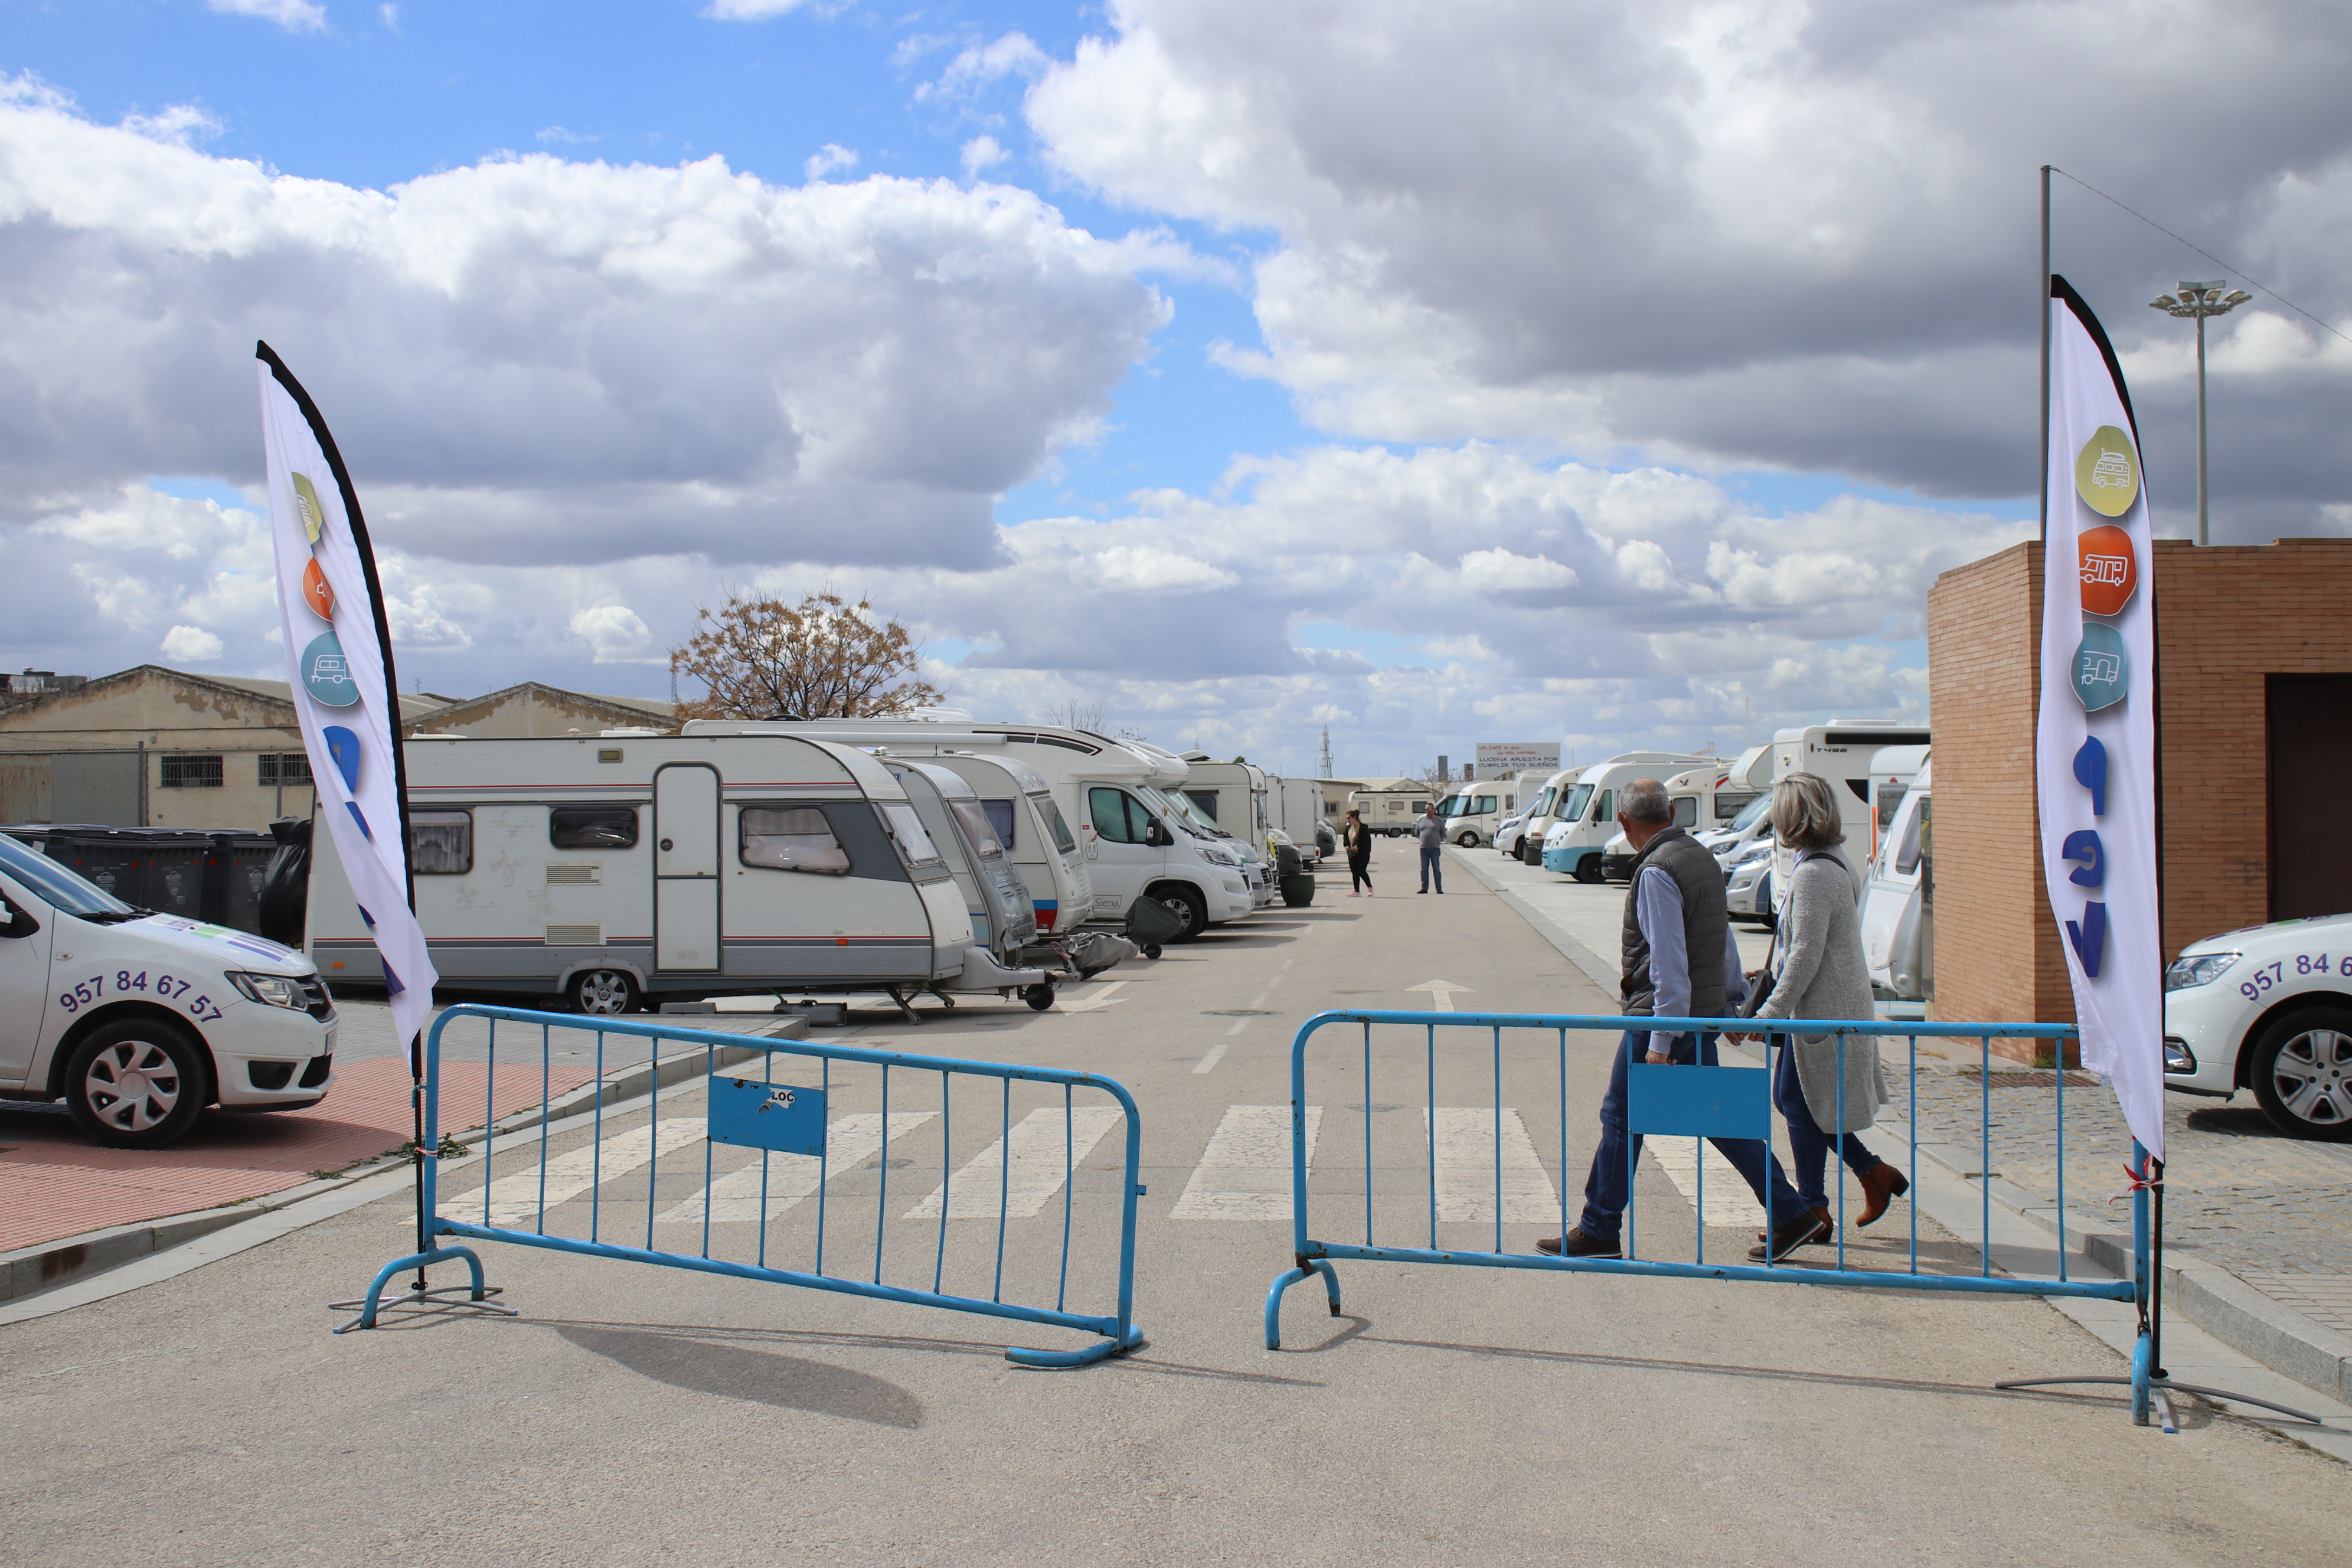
[2148, 282, 2252, 545]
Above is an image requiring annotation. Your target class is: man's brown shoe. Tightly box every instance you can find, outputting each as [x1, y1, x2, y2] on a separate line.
[1857, 1162, 1910, 1227]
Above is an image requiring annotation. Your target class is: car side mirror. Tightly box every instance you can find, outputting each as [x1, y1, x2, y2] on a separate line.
[0, 898, 39, 939]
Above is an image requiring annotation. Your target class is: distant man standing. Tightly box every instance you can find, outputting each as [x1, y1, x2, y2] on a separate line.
[1538, 779, 1822, 1260]
[1413, 803, 1446, 894]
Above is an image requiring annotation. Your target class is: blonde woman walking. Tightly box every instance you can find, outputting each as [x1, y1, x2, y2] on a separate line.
[1744, 772, 1906, 1257]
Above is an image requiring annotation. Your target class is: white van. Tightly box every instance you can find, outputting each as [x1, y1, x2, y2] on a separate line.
[1501, 767, 1582, 861]
[1540, 753, 1717, 881]
[0, 831, 337, 1148]
[1346, 779, 1435, 837]
[309, 731, 1069, 1014]
[1434, 780, 1513, 847]
[713, 718, 1257, 941]
[1765, 726, 1930, 916]
[1860, 756, 1932, 1002]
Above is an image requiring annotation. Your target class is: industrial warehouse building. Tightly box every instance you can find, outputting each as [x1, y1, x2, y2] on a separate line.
[1929, 537, 2352, 1053]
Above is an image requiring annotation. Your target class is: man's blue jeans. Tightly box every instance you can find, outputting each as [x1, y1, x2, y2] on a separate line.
[1771, 1034, 1883, 1210]
[1577, 1029, 1810, 1242]
[1419, 845, 1443, 891]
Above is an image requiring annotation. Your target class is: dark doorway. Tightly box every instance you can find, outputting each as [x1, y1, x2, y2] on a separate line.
[2267, 675, 2352, 920]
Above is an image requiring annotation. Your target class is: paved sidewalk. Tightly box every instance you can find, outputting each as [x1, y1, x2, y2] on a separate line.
[1452, 842, 2352, 1396]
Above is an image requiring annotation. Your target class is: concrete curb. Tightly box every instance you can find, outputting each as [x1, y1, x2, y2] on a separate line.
[1463, 847, 2352, 1409]
[0, 1020, 805, 1308]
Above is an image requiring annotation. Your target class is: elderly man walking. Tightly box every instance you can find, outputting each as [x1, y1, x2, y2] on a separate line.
[1412, 803, 1446, 894]
[1538, 779, 1825, 1261]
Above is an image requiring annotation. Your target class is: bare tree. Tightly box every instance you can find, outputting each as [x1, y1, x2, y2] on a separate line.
[669, 593, 943, 722]
[1043, 700, 1107, 733]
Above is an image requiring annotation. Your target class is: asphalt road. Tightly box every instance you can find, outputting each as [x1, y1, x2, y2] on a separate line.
[3, 836, 2345, 1566]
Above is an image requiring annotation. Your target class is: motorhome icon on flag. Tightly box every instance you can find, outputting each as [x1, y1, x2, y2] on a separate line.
[301, 630, 360, 707]
[2072, 623, 2127, 712]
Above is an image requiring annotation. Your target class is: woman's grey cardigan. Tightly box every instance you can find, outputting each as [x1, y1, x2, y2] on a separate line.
[1753, 850, 1887, 1135]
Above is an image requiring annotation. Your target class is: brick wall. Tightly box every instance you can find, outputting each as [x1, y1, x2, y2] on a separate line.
[1928, 537, 2352, 1052]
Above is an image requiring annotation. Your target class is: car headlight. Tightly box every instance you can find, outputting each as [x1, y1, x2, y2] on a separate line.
[1730, 842, 1772, 867]
[227, 971, 311, 1010]
[1202, 844, 1240, 867]
[2162, 952, 2239, 991]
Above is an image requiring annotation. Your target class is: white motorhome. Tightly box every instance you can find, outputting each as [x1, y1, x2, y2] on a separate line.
[1765, 727, 1930, 916]
[1501, 767, 1582, 861]
[1540, 753, 1716, 882]
[1345, 779, 1435, 837]
[1437, 772, 1544, 848]
[1598, 762, 1743, 878]
[703, 718, 1256, 941]
[1269, 775, 1328, 863]
[309, 731, 1061, 1014]
[1176, 756, 1268, 841]
[1860, 755, 1933, 1002]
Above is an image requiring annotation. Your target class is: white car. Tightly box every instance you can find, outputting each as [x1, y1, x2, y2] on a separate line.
[2164, 912, 2352, 1140]
[1724, 839, 1774, 925]
[0, 834, 337, 1148]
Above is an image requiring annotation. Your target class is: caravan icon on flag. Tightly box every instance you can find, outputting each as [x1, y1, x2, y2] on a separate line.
[2077, 524, 2138, 616]
[302, 631, 360, 708]
[2071, 623, 2127, 713]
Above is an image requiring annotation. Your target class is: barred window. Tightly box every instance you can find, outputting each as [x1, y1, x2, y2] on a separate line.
[258, 752, 315, 786]
[160, 754, 223, 789]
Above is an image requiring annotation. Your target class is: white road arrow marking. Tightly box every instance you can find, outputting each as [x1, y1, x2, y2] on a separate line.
[1404, 979, 1471, 1014]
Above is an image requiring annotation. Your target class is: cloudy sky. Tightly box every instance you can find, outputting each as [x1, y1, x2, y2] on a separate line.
[4, 0, 2347, 779]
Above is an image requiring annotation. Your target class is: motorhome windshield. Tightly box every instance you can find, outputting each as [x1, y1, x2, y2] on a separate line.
[0, 834, 139, 920]
[1031, 793, 1078, 855]
[1564, 783, 1595, 823]
[949, 801, 1005, 858]
[1530, 786, 1557, 817]
[1728, 793, 1772, 832]
[1145, 787, 1219, 837]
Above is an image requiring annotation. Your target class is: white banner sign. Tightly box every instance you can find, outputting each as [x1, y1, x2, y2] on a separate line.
[256, 345, 440, 1067]
[2034, 280, 2162, 1159]
[1475, 742, 1562, 775]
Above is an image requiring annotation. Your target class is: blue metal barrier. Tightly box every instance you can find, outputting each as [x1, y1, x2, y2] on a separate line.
[340, 1005, 1144, 1368]
[1263, 1010, 2153, 1418]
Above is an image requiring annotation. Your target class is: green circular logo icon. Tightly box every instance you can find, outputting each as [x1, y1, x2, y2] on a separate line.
[2074, 425, 2139, 517]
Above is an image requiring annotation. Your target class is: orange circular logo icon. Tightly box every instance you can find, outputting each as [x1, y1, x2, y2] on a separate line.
[2077, 525, 2137, 617]
[302, 556, 335, 621]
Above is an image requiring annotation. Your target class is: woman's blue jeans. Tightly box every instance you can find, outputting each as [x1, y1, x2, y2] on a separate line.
[1771, 1034, 1883, 1210]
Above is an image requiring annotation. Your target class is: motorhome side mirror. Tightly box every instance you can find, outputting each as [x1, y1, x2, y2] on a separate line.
[1144, 820, 1170, 848]
[0, 898, 38, 939]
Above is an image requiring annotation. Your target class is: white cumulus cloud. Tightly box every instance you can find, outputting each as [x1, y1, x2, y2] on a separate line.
[207, 0, 326, 32]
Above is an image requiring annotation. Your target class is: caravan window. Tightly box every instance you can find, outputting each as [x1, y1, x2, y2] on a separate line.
[950, 801, 1006, 859]
[1184, 790, 1220, 822]
[981, 800, 1018, 849]
[410, 810, 473, 874]
[551, 806, 639, 850]
[878, 802, 944, 868]
[1034, 794, 1077, 854]
[740, 808, 850, 874]
[1894, 798, 1929, 876]
[1671, 797, 1697, 828]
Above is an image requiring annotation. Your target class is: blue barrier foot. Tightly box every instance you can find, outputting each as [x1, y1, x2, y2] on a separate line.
[329, 1246, 514, 1334]
[1005, 1323, 1144, 1369]
[1263, 1260, 1343, 1351]
[2131, 1331, 2152, 1427]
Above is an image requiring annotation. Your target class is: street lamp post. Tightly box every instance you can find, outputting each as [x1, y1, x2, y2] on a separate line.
[2148, 281, 2252, 545]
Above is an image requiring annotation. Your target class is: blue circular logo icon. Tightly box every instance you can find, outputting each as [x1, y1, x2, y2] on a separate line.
[2071, 623, 2127, 713]
[302, 631, 360, 708]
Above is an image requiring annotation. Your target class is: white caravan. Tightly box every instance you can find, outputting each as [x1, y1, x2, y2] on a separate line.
[308, 731, 1065, 1014]
[1433, 779, 1516, 847]
[1345, 779, 1435, 837]
[1501, 767, 1583, 861]
[1859, 755, 1933, 1002]
[1175, 756, 1268, 841]
[1764, 727, 1930, 916]
[695, 718, 1256, 942]
[1540, 753, 1716, 882]
[903, 753, 1092, 940]
[1268, 776, 1328, 864]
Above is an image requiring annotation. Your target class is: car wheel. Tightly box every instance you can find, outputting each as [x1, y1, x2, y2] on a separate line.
[2249, 1008, 2352, 1141]
[1455, 831, 1479, 847]
[65, 1018, 211, 1149]
[570, 968, 639, 1016]
[1573, 857, 1603, 884]
[1154, 885, 1208, 943]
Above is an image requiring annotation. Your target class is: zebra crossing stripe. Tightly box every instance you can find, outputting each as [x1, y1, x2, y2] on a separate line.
[1171, 1105, 1321, 1220]
[655, 1112, 937, 1225]
[1425, 1108, 1562, 1223]
[479, 1118, 707, 1229]
[1641, 1138, 1766, 1227]
[903, 1106, 1125, 1220]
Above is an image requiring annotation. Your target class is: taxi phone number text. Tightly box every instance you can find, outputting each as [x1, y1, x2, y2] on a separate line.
[2241, 955, 2338, 1002]
[58, 971, 227, 1024]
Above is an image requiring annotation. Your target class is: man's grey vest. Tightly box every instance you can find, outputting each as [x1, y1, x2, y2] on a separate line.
[1620, 826, 1730, 1019]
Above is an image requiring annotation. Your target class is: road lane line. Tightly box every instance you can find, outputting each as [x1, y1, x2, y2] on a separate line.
[477, 1118, 706, 1229]
[655, 1112, 936, 1224]
[1172, 1105, 1321, 1219]
[1426, 1108, 1561, 1223]
[1192, 1040, 1230, 1074]
[904, 1106, 1125, 1220]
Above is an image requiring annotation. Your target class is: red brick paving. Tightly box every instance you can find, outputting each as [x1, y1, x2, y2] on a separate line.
[0, 1059, 591, 1253]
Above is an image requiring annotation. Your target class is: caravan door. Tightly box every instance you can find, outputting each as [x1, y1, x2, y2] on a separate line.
[654, 764, 721, 971]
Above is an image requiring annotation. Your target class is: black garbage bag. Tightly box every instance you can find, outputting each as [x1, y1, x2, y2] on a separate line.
[257, 816, 312, 950]
[1124, 894, 1187, 946]
[1274, 842, 1304, 877]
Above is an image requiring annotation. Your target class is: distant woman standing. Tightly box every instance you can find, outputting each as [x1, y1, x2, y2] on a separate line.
[1344, 809, 1375, 897]
[1745, 773, 1906, 1256]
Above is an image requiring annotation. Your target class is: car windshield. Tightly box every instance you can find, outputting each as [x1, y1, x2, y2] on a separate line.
[0, 834, 141, 920]
[1728, 793, 1772, 832]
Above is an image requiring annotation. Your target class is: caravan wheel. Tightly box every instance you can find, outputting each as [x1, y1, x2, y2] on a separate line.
[1024, 984, 1056, 1012]
[569, 968, 639, 1016]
